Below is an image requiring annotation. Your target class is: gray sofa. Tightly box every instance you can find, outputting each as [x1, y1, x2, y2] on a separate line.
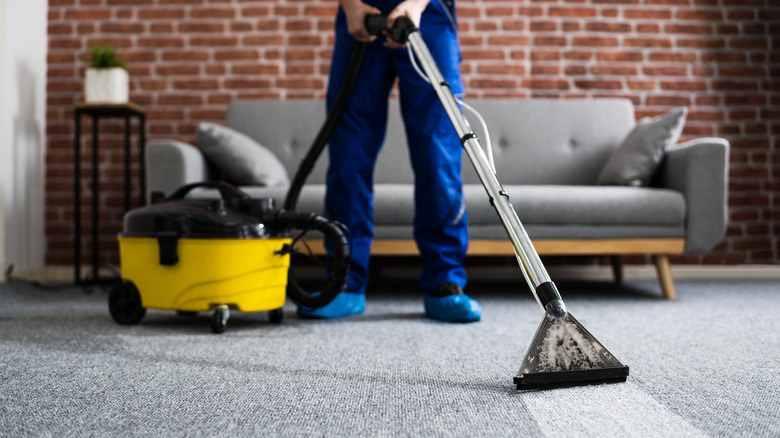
[145, 98, 729, 299]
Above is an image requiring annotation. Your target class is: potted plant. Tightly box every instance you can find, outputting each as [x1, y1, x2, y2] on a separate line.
[84, 45, 128, 104]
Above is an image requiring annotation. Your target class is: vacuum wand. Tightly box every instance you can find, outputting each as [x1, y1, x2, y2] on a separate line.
[388, 17, 566, 319]
[376, 16, 629, 390]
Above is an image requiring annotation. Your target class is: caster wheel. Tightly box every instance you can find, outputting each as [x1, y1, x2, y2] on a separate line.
[269, 308, 284, 323]
[109, 281, 146, 325]
[211, 305, 229, 334]
[176, 311, 198, 317]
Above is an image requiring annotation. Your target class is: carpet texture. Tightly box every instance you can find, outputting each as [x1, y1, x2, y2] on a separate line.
[0, 277, 778, 437]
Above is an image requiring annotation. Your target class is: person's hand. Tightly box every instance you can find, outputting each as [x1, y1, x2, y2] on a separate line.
[340, 0, 382, 42]
[384, 0, 430, 48]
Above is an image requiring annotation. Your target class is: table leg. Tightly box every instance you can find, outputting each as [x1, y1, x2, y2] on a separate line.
[139, 114, 146, 206]
[92, 115, 100, 281]
[124, 113, 131, 212]
[74, 110, 82, 284]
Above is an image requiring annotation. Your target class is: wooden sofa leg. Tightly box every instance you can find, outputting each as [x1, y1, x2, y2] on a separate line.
[652, 254, 676, 300]
[610, 256, 624, 284]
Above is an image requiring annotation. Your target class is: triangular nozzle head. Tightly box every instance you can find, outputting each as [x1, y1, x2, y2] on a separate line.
[514, 312, 629, 390]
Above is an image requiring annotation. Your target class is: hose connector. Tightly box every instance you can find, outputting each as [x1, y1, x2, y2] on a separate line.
[535, 281, 568, 320]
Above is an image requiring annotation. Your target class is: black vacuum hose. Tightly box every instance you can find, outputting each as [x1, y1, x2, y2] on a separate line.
[264, 210, 351, 308]
[283, 15, 393, 212]
[278, 15, 402, 308]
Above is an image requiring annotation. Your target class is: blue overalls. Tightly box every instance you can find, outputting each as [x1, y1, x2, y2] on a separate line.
[324, 0, 467, 295]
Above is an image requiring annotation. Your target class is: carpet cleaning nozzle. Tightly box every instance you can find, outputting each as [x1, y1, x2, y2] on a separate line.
[376, 15, 630, 391]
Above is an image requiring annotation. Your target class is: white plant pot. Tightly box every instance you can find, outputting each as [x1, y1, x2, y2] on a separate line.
[85, 67, 129, 104]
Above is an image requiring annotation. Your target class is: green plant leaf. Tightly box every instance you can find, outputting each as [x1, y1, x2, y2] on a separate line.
[89, 45, 125, 69]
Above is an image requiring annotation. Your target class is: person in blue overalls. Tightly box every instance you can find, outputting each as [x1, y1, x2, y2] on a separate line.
[298, 0, 481, 322]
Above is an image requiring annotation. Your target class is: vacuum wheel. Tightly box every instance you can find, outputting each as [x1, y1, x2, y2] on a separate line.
[211, 305, 230, 334]
[269, 308, 284, 324]
[108, 281, 146, 325]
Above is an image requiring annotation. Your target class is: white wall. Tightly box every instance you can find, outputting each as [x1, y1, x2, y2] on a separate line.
[0, 0, 47, 273]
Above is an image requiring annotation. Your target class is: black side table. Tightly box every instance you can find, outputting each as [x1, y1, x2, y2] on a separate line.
[73, 102, 146, 285]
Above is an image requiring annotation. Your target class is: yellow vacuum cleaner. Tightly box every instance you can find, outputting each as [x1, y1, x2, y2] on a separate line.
[109, 181, 350, 333]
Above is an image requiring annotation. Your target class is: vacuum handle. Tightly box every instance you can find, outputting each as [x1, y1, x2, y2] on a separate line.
[364, 14, 417, 43]
[365, 14, 388, 36]
[167, 181, 250, 202]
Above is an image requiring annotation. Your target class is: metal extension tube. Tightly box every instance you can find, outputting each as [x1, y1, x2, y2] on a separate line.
[406, 32, 559, 313]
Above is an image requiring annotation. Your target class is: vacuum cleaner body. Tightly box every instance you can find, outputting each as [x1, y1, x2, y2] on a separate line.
[110, 181, 350, 333]
[118, 236, 291, 314]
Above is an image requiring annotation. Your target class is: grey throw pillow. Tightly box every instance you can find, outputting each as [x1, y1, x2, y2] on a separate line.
[596, 107, 688, 186]
[197, 123, 289, 187]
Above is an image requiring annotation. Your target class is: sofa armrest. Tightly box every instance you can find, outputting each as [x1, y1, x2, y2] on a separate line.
[145, 140, 210, 202]
[657, 137, 729, 253]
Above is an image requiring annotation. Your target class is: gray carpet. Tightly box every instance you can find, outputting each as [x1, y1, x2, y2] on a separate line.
[1, 276, 778, 437]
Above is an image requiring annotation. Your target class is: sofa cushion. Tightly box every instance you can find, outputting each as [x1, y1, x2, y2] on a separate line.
[596, 107, 687, 186]
[212, 183, 685, 227]
[197, 122, 290, 187]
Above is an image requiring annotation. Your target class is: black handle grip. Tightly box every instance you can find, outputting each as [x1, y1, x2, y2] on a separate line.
[365, 14, 388, 36]
[167, 181, 250, 202]
[363, 14, 417, 43]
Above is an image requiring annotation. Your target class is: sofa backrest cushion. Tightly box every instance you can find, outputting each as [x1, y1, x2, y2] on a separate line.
[226, 98, 635, 186]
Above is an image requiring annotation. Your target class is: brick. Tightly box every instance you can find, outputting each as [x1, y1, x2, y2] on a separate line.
[624, 9, 671, 19]
[711, 80, 759, 91]
[597, 52, 643, 62]
[244, 35, 285, 46]
[138, 37, 186, 48]
[531, 51, 561, 61]
[190, 7, 236, 19]
[190, 36, 238, 46]
[179, 22, 227, 33]
[99, 23, 146, 34]
[573, 36, 619, 47]
[643, 66, 687, 76]
[276, 78, 326, 89]
[649, 52, 697, 63]
[232, 64, 281, 75]
[636, 24, 661, 33]
[574, 80, 622, 90]
[161, 51, 210, 62]
[488, 36, 529, 46]
[242, 7, 271, 17]
[729, 38, 768, 50]
[524, 79, 570, 90]
[677, 8, 723, 21]
[548, 7, 597, 18]
[626, 80, 656, 90]
[531, 65, 560, 75]
[65, 10, 111, 20]
[664, 23, 713, 35]
[592, 65, 638, 76]
[138, 8, 186, 20]
[625, 38, 672, 48]
[564, 51, 593, 61]
[676, 38, 726, 49]
[533, 36, 567, 46]
[478, 64, 526, 75]
[289, 35, 323, 46]
[585, 22, 631, 33]
[470, 78, 520, 89]
[225, 78, 273, 89]
[214, 50, 261, 61]
[529, 21, 556, 32]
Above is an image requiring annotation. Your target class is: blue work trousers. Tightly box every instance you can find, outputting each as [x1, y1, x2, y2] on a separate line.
[325, 0, 468, 294]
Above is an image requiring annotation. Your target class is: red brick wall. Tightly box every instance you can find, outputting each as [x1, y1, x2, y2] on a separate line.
[47, 0, 778, 267]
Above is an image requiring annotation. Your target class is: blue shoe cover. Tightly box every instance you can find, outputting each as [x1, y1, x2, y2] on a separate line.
[297, 291, 365, 319]
[424, 294, 482, 323]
